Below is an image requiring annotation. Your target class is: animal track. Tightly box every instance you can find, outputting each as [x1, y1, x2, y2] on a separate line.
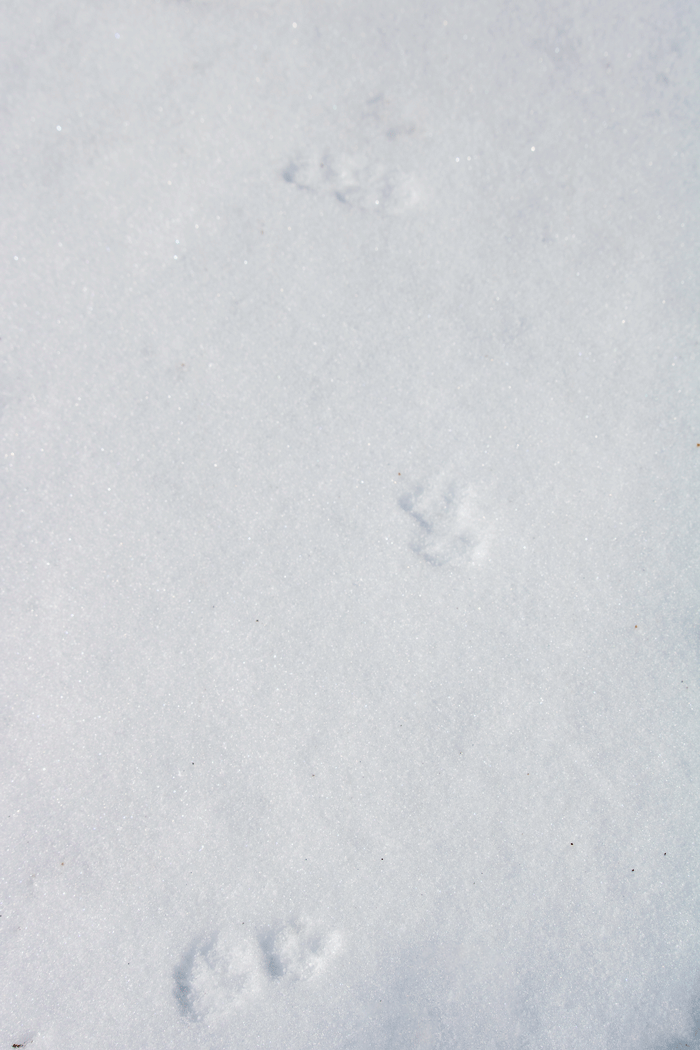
[400, 479, 488, 567]
[175, 919, 342, 1024]
[283, 151, 419, 213]
[261, 918, 342, 981]
[175, 931, 265, 1023]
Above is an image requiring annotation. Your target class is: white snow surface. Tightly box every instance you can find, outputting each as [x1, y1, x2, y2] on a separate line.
[1, 0, 699, 1047]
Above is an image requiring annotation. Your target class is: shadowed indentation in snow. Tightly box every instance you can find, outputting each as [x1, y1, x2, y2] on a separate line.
[174, 919, 342, 1024]
[400, 479, 488, 567]
[283, 150, 419, 213]
[259, 918, 342, 981]
[174, 930, 265, 1023]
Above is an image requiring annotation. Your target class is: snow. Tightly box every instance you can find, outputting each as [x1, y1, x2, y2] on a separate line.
[1, 0, 698, 1047]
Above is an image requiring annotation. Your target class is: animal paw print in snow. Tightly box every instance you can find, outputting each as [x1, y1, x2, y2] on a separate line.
[261, 918, 342, 981]
[400, 480, 487, 567]
[283, 150, 419, 213]
[175, 931, 265, 1024]
[175, 919, 342, 1025]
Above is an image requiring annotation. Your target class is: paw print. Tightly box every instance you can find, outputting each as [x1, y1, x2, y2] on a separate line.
[283, 150, 419, 213]
[175, 931, 265, 1023]
[261, 919, 342, 981]
[400, 479, 487, 566]
[175, 918, 342, 1025]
